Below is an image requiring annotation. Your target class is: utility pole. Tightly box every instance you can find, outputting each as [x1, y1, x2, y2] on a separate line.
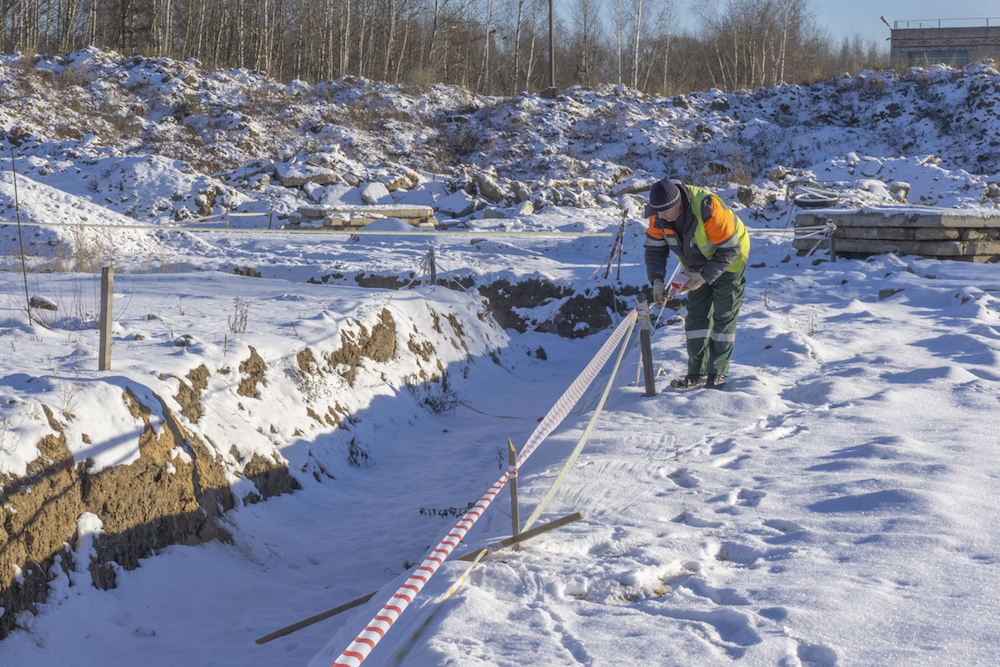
[548, 0, 555, 89]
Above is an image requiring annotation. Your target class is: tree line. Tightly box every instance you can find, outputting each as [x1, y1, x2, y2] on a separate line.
[1, 0, 886, 94]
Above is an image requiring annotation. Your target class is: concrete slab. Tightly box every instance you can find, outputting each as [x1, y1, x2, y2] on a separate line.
[794, 211, 1000, 229]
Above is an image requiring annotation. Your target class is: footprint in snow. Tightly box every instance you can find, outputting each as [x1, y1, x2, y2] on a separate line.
[797, 639, 838, 666]
[710, 437, 737, 455]
[666, 467, 699, 488]
[736, 489, 766, 507]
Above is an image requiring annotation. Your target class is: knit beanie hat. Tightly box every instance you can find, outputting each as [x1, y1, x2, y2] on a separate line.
[643, 179, 681, 217]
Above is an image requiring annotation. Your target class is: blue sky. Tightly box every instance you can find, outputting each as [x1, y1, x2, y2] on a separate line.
[813, 0, 1000, 45]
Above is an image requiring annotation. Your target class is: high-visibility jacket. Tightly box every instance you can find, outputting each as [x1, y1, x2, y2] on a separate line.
[644, 184, 750, 285]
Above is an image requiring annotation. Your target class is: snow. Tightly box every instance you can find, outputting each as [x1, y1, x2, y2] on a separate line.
[2, 50, 1000, 666]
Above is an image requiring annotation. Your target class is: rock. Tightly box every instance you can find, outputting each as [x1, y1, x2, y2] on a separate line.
[768, 166, 789, 182]
[483, 207, 506, 219]
[359, 182, 393, 205]
[317, 184, 364, 206]
[302, 181, 324, 202]
[435, 190, 476, 218]
[274, 162, 339, 187]
[512, 181, 532, 203]
[28, 296, 58, 311]
[382, 169, 420, 192]
[611, 175, 656, 197]
[619, 193, 645, 217]
[890, 182, 911, 202]
[860, 158, 882, 177]
[513, 201, 534, 215]
[476, 172, 506, 202]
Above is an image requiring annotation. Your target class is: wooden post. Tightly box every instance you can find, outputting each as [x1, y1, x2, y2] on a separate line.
[99, 267, 113, 371]
[254, 591, 376, 645]
[828, 221, 837, 263]
[428, 246, 437, 285]
[637, 294, 656, 397]
[508, 438, 520, 551]
[255, 513, 584, 645]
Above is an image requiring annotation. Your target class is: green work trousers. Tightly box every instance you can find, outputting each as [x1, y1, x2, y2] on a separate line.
[684, 267, 746, 377]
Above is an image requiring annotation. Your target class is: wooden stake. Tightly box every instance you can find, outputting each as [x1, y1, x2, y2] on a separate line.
[456, 511, 583, 561]
[99, 267, 114, 371]
[508, 438, 520, 551]
[637, 294, 656, 397]
[254, 513, 583, 645]
[254, 591, 376, 645]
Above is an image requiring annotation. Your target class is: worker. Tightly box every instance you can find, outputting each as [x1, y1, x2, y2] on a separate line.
[644, 178, 750, 390]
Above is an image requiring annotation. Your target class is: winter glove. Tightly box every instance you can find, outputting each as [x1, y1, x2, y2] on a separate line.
[652, 279, 665, 304]
[678, 270, 706, 294]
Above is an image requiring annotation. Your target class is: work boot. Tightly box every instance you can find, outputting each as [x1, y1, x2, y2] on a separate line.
[705, 374, 727, 390]
[670, 374, 707, 390]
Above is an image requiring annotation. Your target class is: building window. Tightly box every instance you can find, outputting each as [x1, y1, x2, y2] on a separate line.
[907, 50, 970, 65]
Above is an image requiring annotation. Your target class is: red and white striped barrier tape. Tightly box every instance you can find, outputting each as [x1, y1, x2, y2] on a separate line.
[330, 309, 639, 667]
[332, 475, 509, 667]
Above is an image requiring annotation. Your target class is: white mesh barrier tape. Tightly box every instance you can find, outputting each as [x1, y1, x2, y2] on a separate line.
[0, 220, 612, 238]
[330, 309, 639, 667]
[522, 316, 637, 531]
[513, 309, 638, 470]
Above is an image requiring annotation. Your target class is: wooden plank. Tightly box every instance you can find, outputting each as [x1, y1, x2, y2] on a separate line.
[255, 592, 377, 645]
[456, 512, 584, 561]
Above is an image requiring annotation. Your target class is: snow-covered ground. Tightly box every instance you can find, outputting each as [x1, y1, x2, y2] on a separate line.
[2, 50, 1000, 666]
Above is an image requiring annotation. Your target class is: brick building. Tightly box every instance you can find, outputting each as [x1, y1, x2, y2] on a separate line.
[888, 18, 1000, 67]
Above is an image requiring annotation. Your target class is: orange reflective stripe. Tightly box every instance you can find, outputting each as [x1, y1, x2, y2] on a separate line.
[646, 215, 665, 239]
[705, 198, 736, 245]
[646, 215, 676, 240]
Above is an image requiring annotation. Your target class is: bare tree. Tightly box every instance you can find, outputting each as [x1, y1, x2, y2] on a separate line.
[568, 0, 603, 86]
